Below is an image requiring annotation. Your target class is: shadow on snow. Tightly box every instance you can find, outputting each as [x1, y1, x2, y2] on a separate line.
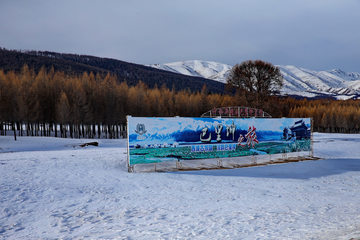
[170, 158, 360, 180]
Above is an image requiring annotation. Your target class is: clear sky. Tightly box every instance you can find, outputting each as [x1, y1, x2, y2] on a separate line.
[1, 0, 359, 72]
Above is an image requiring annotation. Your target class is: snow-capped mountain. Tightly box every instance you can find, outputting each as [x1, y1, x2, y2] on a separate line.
[148, 60, 360, 100]
[277, 66, 360, 99]
[149, 60, 232, 83]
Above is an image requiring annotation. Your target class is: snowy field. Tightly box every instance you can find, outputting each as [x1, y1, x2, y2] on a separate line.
[1, 133, 360, 239]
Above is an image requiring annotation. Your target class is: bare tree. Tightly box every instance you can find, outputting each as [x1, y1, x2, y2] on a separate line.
[226, 60, 283, 107]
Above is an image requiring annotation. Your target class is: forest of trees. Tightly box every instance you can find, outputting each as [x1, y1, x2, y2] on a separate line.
[289, 99, 360, 133]
[1, 65, 360, 140]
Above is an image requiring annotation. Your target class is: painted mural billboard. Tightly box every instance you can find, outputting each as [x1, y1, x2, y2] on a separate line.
[127, 117, 312, 166]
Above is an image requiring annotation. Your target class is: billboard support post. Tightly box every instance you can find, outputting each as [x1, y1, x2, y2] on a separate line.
[126, 115, 131, 172]
[252, 155, 257, 165]
[310, 117, 314, 158]
[217, 159, 222, 168]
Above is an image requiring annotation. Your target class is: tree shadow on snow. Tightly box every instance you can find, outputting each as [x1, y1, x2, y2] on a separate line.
[171, 158, 360, 180]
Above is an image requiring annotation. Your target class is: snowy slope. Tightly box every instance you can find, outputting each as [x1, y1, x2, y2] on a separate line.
[279, 65, 360, 99]
[2, 134, 360, 239]
[149, 60, 232, 84]
[148, 61, 360, 100]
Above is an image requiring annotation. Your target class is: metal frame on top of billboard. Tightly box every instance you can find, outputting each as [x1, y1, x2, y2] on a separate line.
[201, 106, 272, 118]
[127, 116, 314, 172]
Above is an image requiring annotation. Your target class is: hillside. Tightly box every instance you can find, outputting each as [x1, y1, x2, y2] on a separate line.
[3, 48, 360, 99]
[149, 60, 360, 100]
[0, 48, 225, 93]
[149, 60, 232, 83]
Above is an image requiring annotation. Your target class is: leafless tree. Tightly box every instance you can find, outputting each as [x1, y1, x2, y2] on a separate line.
[226, 60, 283, 107]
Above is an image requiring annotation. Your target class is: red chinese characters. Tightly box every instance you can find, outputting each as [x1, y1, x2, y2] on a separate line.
[237, 126, 259, 147]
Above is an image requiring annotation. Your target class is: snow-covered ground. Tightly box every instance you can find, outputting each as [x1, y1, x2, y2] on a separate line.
[1, 133, 360, 239]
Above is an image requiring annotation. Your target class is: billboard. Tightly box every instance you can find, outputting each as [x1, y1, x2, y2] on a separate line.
[127, 117, 312, 166]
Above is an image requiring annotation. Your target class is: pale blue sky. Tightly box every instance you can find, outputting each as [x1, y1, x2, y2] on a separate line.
[1, 0, 359, 72]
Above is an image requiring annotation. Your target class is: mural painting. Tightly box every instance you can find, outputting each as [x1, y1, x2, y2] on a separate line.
[127, 117, 312, 166]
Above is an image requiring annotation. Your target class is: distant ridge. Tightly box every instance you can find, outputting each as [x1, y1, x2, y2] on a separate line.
[0, 48, 225, 93]
[149, 60, 360, 100]
[148, 60, 232, 83]
[3, 48, 360, 99]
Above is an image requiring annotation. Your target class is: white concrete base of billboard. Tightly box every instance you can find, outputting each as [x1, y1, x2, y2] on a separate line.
[129, 151, 320, 173]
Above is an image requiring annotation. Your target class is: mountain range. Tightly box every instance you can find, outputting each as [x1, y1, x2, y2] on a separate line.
[148, 60, 360, 100]
[2, 48, 360, 100]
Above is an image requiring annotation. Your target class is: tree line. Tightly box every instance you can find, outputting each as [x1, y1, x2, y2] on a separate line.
[0, 65, 289, 139]
[288, 98, 360, 133]
[1, 65, 360, 140]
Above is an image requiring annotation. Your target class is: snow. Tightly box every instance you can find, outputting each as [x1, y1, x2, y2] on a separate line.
[148, 60, 233, 83]
[1, 133, 360, 239]
[147, 60, 360, 99]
